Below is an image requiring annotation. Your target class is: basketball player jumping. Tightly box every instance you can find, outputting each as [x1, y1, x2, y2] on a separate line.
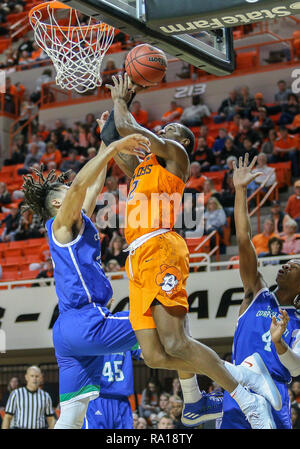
[103, 73, 281, 428]
[219, 154, 300, 429]
[22, 114, 150, 429]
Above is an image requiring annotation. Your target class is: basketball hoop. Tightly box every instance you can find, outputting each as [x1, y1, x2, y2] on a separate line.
[29, 1, 115, 93]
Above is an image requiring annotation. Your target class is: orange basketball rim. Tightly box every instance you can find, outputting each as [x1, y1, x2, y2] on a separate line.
[28, 1, 115, 93]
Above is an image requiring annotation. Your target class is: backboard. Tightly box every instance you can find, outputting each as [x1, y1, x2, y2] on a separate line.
[61, 0, 236, 76]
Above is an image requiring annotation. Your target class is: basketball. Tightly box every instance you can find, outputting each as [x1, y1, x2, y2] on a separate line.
[125, 44, 168, 87]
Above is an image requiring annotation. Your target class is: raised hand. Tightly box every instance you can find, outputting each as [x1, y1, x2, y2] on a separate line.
[127, 76, 154, 94]
[232, 153, 263, 189]
[117, 133, 151, 159]
[270, 309, 289, 344]
[96, 110, 109, 133]
[105, 73, 130, 102]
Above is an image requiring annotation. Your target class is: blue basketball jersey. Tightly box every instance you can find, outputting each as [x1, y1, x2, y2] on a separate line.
[82, 348, 142, 429]
[221, 287, 300, 429]
[100, 348, 142, 399]
[232, 287, 300, 383]
[46, 212, 113, 312]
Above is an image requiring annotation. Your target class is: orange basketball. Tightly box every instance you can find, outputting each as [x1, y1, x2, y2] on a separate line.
[125, 44, 168, 87]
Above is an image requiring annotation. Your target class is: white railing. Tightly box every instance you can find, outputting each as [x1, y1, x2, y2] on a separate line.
[190, 252, 300, 271]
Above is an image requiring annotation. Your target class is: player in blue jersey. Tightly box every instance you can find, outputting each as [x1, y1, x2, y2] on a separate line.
[220, 154, 300, 429]
[22, 113, 151, 429]
[82, 344, 142, 429]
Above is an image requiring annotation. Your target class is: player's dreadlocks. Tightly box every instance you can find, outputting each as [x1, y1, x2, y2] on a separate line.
[22, 165, 70, 223]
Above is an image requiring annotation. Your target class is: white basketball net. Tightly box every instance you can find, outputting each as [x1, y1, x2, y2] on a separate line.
[29, 3, 115, 93]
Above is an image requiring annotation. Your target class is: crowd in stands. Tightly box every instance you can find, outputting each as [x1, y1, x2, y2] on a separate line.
[0, 0, 25, 34]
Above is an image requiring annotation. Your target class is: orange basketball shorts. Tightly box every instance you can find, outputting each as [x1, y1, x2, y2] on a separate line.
[126, 231, 190, 331]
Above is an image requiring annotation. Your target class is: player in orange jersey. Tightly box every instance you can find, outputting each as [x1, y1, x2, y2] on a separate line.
[103, 74, 279, 428]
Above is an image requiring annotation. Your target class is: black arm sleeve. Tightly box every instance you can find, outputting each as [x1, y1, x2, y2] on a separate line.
[100, 93, 136, 146]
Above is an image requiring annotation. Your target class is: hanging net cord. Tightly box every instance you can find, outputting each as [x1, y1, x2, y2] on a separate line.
[29, 4, 115, 93]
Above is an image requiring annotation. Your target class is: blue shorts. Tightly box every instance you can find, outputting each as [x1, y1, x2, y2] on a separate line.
[53, 303, 137, 404]
[220, 381, 291, 429]
[82, 395, 133, 429]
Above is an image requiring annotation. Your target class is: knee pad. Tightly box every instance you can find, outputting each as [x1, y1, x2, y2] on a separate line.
[54, 397, 91, 429]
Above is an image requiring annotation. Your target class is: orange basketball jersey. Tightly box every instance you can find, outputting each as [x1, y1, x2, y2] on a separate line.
[125, 154, 185, 244]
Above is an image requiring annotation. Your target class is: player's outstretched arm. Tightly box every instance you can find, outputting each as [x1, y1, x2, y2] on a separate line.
[82, 112, 109, 217]
[101, 108, 140, 178]
[106, 74, 189, 181]
[233, 155, 265, 307]
[53, 134, 150, 240]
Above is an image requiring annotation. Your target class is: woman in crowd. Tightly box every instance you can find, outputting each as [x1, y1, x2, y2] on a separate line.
[104, 233, 127, 267]
[204, 197, 227, 236]
[258, 236, 287, 266]
[0, 182, 11, 210]
[139, 378, 161, 419]
[0, 377, 19, 409]
[102, 58, 119, 86]
[280, 218, 300, 255]
[201, 178, 220, 207]
[40, 142, 62, 169]
[261, 129, 278, 161]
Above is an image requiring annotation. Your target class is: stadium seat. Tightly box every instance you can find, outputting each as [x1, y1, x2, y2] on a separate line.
[202, 170, 226, 192]
[0, 166, 14, 176]
[233, 30, 243, 39]
[269, 162, 292, 189]
[1, 271, 19, 282]
[4, 247, 23, 257]
[3, 255, 25, 265]
[8, 241, 27, 249]
[23, 246, 41, 257]
[6, 12, 27, 24]
[2, 264, 20, 273]
[107, 42, 122, 53]
[189, 127, 200, 137]
[24, 254, 41, 264]
[12, 164, 25, 178]
[17, 270, 40, 280]
[25, 238, 47, 247]
[236, 51, 258, 70]
[186, 237, 208, 253]
[0, 174, 13, 185]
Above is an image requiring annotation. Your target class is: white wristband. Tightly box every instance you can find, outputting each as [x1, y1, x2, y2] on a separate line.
[278, 346, 300, 377]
